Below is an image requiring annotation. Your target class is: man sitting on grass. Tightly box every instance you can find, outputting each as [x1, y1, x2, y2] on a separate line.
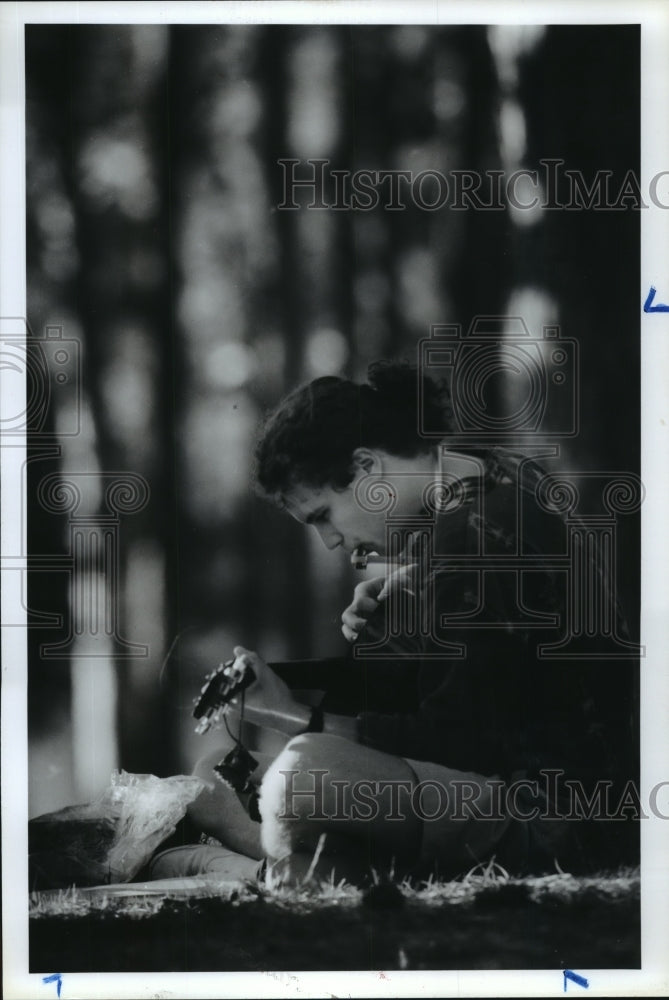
[154, 361, 638, 887]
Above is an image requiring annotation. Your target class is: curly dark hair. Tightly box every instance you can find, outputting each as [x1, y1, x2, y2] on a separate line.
[255, 360, 452, 498]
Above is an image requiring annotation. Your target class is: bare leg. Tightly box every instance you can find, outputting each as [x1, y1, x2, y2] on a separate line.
[258, 733, 423, 884]
[189, 725, 292, 860]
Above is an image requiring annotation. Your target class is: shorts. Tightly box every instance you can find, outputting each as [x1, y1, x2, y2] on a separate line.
[404, 757, 581, 877]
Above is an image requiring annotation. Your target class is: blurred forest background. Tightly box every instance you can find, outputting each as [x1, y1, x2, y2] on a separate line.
[25, 23, 640, 816]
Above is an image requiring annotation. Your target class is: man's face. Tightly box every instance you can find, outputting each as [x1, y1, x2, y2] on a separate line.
[283, 471, 387, 557]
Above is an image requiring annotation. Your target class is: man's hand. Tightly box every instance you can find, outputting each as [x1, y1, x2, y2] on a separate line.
[341, 566, 416, 642]
[225, 646, 311, 735]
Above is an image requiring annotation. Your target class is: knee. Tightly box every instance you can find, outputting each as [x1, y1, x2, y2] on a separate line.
[257, 733, 339, 859]
[188, 740, 241, 833]
[191, 743, 234, 788]
[260, 732, 347, 796]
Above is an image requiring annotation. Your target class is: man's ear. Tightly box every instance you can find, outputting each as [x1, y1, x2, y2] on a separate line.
[351, 448, 383, 475]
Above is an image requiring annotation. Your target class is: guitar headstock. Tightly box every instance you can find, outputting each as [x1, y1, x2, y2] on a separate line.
[193, 659, 256, 734]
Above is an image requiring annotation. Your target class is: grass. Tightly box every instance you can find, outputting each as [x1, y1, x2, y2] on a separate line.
[29, 864, 640, 972]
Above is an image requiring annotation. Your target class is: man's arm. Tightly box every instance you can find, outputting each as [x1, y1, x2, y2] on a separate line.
[322, 711, 358, 741]
[225, 647, 360, 743]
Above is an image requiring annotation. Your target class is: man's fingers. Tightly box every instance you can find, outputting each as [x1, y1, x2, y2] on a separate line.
[226, 646, 257, 683]
[377, 567, 417, 603]
[375, 581, 415, 601]
[354, 577, 386, 601]
[341, 575, 390, 642]
[350, 594, 381, 616]
[342, 608, 368, 630]
[232, 647, 256, 668]
[345, 602, 373, 623]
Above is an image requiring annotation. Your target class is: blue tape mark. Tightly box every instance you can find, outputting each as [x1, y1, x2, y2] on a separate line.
[42, 973, 63, 997]
[564, 969, 589, 992]
[643, 287, 669, 312]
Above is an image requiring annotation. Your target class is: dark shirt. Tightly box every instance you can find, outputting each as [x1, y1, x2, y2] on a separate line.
[354, 450, 637, 788]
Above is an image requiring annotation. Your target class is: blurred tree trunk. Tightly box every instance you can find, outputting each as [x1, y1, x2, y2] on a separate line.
[53, 27, 177, 775]
[257, 25, 313, 658]
[25, 28, 77, 794]
[447, 27, 511, 323]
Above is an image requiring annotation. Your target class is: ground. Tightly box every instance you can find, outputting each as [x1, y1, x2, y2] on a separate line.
[30, 867, 640, 973]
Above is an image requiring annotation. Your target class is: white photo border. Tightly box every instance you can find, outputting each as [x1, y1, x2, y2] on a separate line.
[2, 1, 668, 997]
